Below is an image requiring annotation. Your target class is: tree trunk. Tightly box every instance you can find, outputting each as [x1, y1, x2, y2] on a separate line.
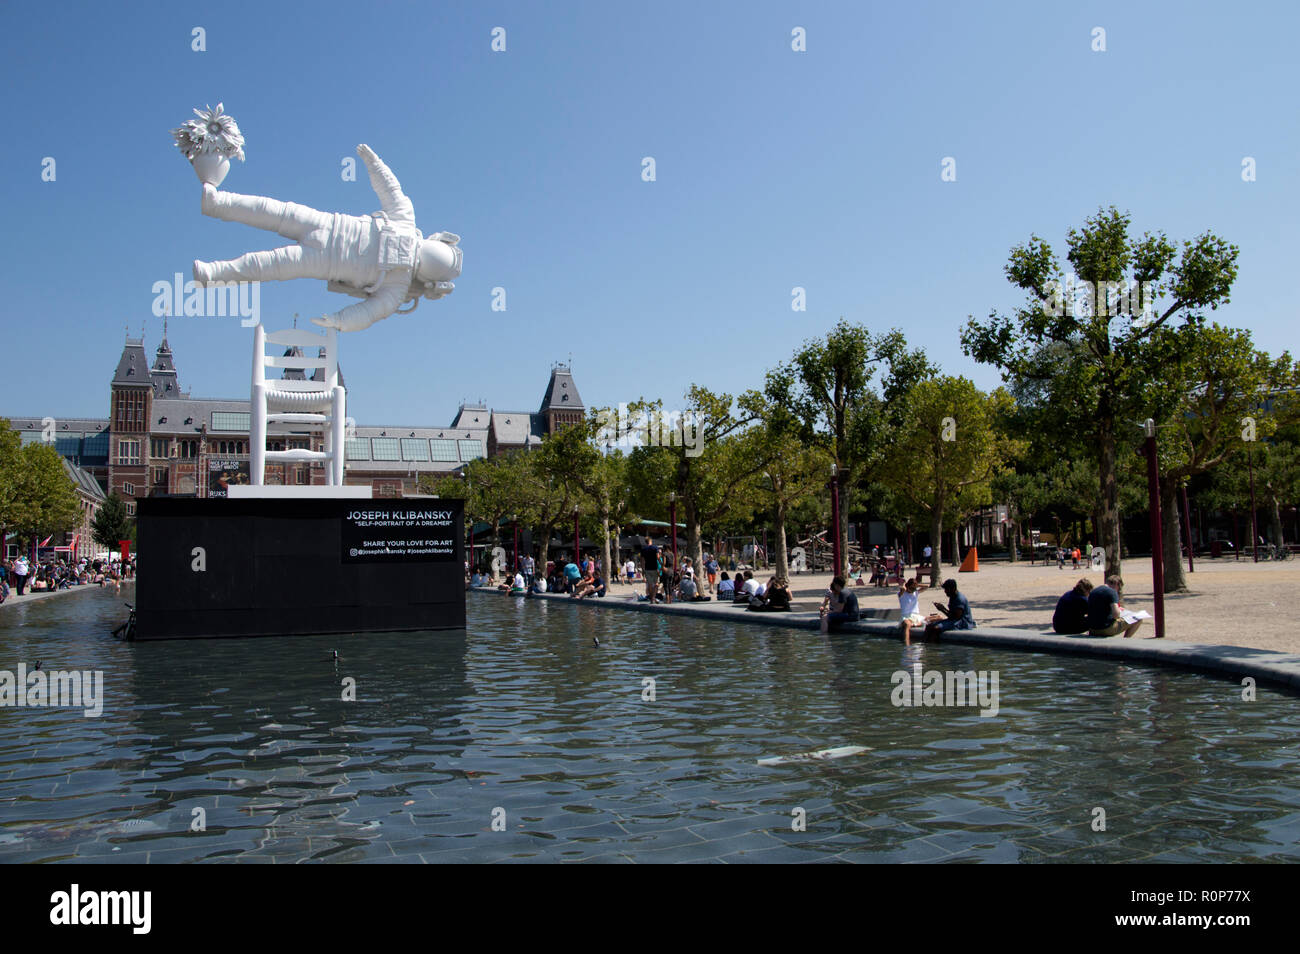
[1160, 480, 1187, 593]
[1269, 497, 1285, 547]
[1099, 412, 1122, 582]
[688, 518, 704, 581]
[601, 510, 612, 588]
[950, 527, 959, 566]
[836, 476, 850, 578]
[611, 522, 621, 582]
[537, 522, 553, 579]
[774, 500, 789, 579]
[1009, 518, 1019, 563]
[930, 512, 945, 587]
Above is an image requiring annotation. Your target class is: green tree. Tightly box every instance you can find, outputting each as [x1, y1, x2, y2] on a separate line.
[964, 206, 1240, 584]
[877, 378, 1016, 586]
[0, 419, 21, 554]
[767, 320, 932, 577]
[1142, 324, 1295, 590]
[91, 493, 133, 552]
[11, 443, 83, 554]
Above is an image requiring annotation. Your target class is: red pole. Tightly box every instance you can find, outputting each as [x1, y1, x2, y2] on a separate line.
[1144, 421, 1165, 638]
[469, 524, 475, 572]
[670, 496, 678, 576]
[830, 466, 841, 578]
[1180, 483, 1194, 573]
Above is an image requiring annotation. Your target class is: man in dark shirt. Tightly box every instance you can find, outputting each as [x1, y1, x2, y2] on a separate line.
[1087, 576, 1143, 637]
[641, 537, 660, 603]
[1053, 578, 1094, 634]
[819, 577, 861, 633]
[923, 579, 976, 639]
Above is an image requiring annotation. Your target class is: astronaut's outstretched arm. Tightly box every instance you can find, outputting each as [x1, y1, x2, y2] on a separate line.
[314, 275, 410, 332]
[357, 144, 415, 225]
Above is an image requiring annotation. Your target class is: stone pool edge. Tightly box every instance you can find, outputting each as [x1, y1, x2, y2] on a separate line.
[469, 587, 1300, 695]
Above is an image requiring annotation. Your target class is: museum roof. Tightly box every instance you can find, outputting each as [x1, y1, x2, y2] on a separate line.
[539, 365, 583, 413]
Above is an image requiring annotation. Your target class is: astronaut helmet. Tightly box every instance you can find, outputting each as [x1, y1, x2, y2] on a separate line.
[415, 233, 462, 284]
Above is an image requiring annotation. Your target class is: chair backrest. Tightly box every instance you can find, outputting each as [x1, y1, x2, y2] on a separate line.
[256, 328, 338, 392]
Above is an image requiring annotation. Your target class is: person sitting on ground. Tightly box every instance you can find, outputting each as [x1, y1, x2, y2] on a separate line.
[749, 577, 792, 612]
[678, 573, 709, 602]
[531, 574, 548, 593]
[572, 568, 600, 599]
[819, 576, 860, 633]
[737, 570, 761, 604]
[1052, 578, 1094, 634]
[507, 570, 527, 594]
[717, 571, 734, 600]
[1086, 575, 1144, 638]
[923, 579, 976, 639]
[898, 576, 928, 645]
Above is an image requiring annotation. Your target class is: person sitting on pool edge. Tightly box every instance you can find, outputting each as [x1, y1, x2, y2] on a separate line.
[717, 571, 735, 600]
[1087, 575, 1145, 638]
[819, 576, 860, 633]
[749, 577, 792, 612]
[923, 579, 975, 640]
[1052, 578, 1094, 634]
[573, 567, 606, 600]
[897, 576, 928, 645]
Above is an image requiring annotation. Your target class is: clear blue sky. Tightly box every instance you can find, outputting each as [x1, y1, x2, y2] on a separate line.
[1, 1, 1297, 425]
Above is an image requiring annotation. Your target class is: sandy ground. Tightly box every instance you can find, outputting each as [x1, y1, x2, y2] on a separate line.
[646, 557, 1300, 654]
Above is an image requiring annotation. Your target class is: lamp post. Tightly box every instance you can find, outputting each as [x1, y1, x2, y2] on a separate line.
[829, 462, 841, 578]
[669, 491, 678, 576]
[1143, 419, 1165, 639]
[573, 505, 580, 565]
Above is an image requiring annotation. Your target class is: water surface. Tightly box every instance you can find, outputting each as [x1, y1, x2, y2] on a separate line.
[1, 587, 1296, 863]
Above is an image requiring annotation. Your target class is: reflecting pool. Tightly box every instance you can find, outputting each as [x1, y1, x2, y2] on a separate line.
[1, 587, 1297, 863]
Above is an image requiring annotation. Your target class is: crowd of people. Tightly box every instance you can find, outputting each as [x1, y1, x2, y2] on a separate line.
[464, 536, 1158, 644]
[0, 555, 134, 604]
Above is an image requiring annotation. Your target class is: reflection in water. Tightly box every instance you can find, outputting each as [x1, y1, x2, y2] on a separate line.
[0, 586, 1297, 863]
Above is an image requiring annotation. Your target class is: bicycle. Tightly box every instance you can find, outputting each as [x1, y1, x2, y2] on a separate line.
[1273, 544, 1292, 562]
[111, 602, 137, 641]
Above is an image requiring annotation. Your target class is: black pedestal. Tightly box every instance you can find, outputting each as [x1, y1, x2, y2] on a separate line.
[134, 496, 465, 640]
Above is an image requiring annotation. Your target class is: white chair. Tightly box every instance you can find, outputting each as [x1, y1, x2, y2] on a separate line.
[250, 324, 346, 485]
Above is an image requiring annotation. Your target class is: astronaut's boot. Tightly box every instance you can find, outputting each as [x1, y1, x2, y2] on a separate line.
[193, 259, 215, 285]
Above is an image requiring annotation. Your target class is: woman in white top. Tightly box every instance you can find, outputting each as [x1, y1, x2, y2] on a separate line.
[898, 577, 928, 645]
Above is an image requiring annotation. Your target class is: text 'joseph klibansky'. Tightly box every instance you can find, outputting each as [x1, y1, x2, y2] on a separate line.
[0, 665, 103, 717]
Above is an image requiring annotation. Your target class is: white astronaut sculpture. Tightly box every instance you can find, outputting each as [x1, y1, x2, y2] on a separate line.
[789, 546, 807, 574]
[174, 105, 463, 487]
[192, 144, 462, 332]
